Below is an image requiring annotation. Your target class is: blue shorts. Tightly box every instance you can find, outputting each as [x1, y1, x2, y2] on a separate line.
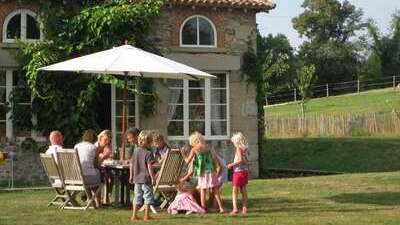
[133, 183, 154, 205]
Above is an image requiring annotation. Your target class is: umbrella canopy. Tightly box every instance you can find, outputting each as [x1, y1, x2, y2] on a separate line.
[39, 44, 215, 80]
[38, 44, 215, 160]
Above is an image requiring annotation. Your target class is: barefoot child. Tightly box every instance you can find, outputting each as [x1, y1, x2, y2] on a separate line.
[184, 132, 224, 213]
[167, 181, 205, 215]
[129, 130, 156, 221]
[227, 132, 249, 215]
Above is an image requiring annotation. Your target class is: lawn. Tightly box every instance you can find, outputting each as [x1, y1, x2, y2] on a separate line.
[2, 172, 400, 225]
[261, 137, 400, 175]
[265, 88, 400, 117]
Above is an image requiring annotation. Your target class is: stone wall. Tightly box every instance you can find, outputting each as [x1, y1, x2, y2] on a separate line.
[0, 0, 38, 44]
[0, 145, 47, 187]
[143, 6, 260, 177]
[0, 3, 261, 178]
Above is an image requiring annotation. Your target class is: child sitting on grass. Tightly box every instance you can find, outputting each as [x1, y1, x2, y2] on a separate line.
[129, 130, 156, 221]
[227, 132, 249, 215]
[184, 132, 224, 213]
[167, 181, 205, 215]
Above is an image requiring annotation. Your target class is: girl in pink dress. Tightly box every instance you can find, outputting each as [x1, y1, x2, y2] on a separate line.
[167, 182, 205, 215]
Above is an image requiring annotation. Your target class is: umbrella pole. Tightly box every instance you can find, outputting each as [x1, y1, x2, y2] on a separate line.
[121, 71, 128, 161]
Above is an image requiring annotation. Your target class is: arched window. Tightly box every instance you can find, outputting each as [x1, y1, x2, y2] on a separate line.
[180, 15, 217, 47]
[3, 9, 42, 43]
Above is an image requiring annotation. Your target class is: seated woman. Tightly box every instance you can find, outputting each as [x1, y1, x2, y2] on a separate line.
[95, 129, 113, 203]
[74, 129, 101, 208]
[95, 130, 113, 165]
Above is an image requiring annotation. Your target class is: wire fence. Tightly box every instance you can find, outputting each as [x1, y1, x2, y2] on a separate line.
[266, 75, 400, 105]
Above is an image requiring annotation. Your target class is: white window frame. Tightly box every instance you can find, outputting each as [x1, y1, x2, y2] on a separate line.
[2, 9, 43, 43]
[180, 15, 217, 48]
[111, 84, 140, 151]
[1, 69, 34, 140]
[168, 73, 230, 141]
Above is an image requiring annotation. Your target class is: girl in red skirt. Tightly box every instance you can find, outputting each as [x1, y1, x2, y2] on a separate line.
[227, 132, 249, 215]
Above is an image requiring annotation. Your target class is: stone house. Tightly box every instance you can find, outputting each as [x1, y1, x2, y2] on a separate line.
[0, 0, 275, 183]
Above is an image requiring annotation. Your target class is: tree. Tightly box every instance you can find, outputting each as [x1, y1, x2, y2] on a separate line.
[15, 0, 164, 146]
[293, 0, 365, 84]
[256, 33, 297, 94]
[296, 64, 316, 121]
[367, 12, 400, 77]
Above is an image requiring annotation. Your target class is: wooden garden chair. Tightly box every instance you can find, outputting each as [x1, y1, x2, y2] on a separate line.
[153, 149, 184, 209]
[39, 153, 68, 207]
[56, 149, 100, 210]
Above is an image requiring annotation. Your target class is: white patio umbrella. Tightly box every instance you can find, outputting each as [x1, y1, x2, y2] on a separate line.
[39, 44, 215, 159]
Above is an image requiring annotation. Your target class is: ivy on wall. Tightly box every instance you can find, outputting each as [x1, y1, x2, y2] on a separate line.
[13, 0, 164, 146]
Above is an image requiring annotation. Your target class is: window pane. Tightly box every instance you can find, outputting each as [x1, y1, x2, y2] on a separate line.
[0, 104, 7, 120]
[168, 89, 183, 104]
[167, 80, 183, 88]
[26, 14, 40, 39]
[211, 89, 227, 104]
[0, 88, 6, 103]
[211, 74, 226, 88]
[6, 14, 21, 39]
[189, 89, 204, 103]
[116, 88, 135, 100]
[168, 105, 183, 120]
[0, 71, 5, 86]
[189, 105, 205, 120]
[14, 126, 31, 137]
[0, 122, 6, 138]
[116, 102, 136, 117]
[211, 121, 227, 136]
[199, 17, 214, 46]
[211, 105, 227, 120]
[116, 117, 136, 132]
[182, 17, 197, 45]
[189, 80, 205, 88]
[189, 121, 205, 135]
[168, 121, 184, 136]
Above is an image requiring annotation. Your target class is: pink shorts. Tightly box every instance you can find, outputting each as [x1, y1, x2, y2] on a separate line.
[232, 170, 249, 187]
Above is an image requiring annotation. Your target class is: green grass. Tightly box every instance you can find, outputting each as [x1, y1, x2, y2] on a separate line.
[2, 173, 400, 225]
[261, 137, 400, 175]
[265, 88, 400, 117]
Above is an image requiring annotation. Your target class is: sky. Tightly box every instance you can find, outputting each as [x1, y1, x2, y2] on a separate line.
[257, 0, 400, 49]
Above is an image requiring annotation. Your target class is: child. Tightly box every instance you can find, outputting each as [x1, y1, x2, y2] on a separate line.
[152, 131, 170, 164]
[227, 132, 249, 215]
[184, 132, 224, 213]
[209, 149, 228, 210]
[129, 130, 156, 221]
[126, 127, 140, 160]
[167, 181, 205, 215]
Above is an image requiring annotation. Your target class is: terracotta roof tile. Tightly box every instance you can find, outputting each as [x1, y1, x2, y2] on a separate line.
[168, 0, 276, 12]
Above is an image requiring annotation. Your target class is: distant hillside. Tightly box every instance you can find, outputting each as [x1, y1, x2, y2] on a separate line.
[265, 88, 400, 118]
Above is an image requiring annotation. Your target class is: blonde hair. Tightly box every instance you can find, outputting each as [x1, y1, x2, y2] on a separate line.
[189, 131, 204, 146]
[98, 130, 112, 141]
[138, 130, 153, 147]
[231, 132, 248, 149]
[152, 131, 164, 141]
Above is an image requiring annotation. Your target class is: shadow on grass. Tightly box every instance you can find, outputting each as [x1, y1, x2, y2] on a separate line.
[247, 196, 395, 215]
[328, 192, 400, 206]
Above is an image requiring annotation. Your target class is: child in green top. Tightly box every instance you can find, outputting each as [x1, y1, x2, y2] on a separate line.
[126, 128, 140, 160]
[184, 131, 224, 213]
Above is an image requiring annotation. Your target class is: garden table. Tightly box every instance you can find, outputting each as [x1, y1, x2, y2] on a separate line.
[101, 162, 131, 207]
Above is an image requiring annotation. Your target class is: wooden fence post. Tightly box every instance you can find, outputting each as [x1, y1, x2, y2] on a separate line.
[394, 76, 396, 90]
[294, 89, 297, 102]
[357, 79, 360, 94]
[326, 84, 329, 97]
